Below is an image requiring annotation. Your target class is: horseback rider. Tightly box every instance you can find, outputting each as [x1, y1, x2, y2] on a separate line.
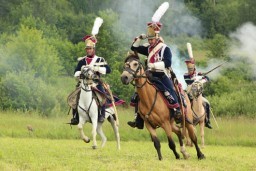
[69, 35, 111, 125]
[183, 44, 212, 129]
[127, 21, 182, 129]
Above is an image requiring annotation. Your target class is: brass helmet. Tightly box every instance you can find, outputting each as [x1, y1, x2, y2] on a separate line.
[147, 22, 162, 39]
[82, 35, 97, 48]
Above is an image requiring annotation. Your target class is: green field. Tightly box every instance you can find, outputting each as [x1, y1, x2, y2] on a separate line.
[0, 109, 256, 170]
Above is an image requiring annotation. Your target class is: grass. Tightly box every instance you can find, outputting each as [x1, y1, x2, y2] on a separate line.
[0, 138, 255, 171]
[0, 110, 256, 170]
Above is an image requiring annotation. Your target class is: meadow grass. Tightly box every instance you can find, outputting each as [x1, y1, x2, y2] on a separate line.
[0, 109, 256, 170]
[0, 138, 255, 171]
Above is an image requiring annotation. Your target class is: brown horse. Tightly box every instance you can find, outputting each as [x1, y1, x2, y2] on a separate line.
[185, 81, 207, 148]
[120, 53, 205, 160]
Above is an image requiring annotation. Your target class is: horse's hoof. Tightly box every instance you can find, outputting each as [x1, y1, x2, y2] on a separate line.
[92, 145, 97, 149]
[198, 154, 206, 160]
[183, 153, 190, 160]
[83, 138, 90, 143]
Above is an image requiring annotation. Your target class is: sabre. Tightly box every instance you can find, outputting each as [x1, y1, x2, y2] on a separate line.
[202, 61, 228, 76]
[102, 82, 120, 127]
[210, 108, 219, 129]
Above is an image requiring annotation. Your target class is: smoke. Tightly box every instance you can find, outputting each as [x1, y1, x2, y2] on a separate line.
[115, 0, 202, 41]
[229, 22, 256, 76]
[114, 0, 222, 88]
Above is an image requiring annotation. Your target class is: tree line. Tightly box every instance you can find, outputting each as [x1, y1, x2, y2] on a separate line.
[0, 0, 255, 117]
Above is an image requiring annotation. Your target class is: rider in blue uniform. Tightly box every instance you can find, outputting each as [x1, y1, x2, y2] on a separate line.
[184, 57, 212, 129]
[127, 21, 182, 129]
[70, 35, 111, 125]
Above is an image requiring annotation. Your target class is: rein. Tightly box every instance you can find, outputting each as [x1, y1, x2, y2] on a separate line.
[124, 58, 159, 127]
[123, 61, 148, 88]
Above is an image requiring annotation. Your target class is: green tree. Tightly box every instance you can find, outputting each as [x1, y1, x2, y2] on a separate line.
[2, 25, 62, 82]
[206, 34, 228, 60]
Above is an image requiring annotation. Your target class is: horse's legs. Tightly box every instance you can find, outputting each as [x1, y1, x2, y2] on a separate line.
[107, 115, 121, 150]
[78, 123, 90, 143]
[186, 123, 205, 159]
[145, 123, 162, 160]
[199, 121, 205, 148]
[172, 124, 190, 159]
[185, 128, 193, 147]
[96, 122, 107, 148]
[162, 123, 180, 160]
[91, 117, 98, 149]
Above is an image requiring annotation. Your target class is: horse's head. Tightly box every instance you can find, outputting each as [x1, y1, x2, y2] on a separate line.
[81, 66, 98, 85]
[121, 52, 144, 85]
[188, 81, 203, 99]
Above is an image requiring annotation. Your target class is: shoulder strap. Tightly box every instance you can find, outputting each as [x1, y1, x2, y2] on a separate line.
[88, 55, 99, 66]
[147, 42, 164, 63]
[160, 44, 167, 60]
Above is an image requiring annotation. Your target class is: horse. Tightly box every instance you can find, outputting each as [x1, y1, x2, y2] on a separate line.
[77, 66, 120, 150]
[185, 81, 207, 148]
[120, 53, 205, 160]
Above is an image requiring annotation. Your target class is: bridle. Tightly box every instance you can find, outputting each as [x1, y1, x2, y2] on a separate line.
[123, 58, 148, 88]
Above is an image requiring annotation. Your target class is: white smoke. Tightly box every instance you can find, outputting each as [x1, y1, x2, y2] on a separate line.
[229, 22, 256, 75]
[115, 0, 202, 41]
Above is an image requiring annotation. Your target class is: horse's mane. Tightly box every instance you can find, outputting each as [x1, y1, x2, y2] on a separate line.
[124, 51, 139, 63]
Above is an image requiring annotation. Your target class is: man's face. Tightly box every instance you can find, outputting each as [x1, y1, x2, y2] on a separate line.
[186, 63, 195, 75]
[148, 38, 157, 46]
[85, 47, 95, 56]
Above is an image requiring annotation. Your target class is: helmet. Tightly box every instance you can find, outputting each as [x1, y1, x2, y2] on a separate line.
[82, 35, 97, 48]
[147, 22, 162, 39]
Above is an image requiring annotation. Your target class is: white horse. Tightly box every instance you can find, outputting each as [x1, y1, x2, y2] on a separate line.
[185, 81, 206, 148]
[77, 66, 120, 150]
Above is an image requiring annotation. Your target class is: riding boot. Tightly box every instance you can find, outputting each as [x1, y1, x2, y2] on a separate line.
[204, 103, 212, 129]
[70, 108, 79, 125]
[98, 106, 105, 123]
[127, 113, 144, 129]
[127, 103, 144, 129]
[164, 91, 182, 123]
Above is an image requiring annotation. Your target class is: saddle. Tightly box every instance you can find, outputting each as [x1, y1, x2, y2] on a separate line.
[91, 87, 108, 107]
[67, 87, 81, 109]
[67, 86, 108, 109]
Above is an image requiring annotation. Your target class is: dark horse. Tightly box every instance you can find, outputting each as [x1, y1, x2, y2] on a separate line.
[121, 53, 205, 160]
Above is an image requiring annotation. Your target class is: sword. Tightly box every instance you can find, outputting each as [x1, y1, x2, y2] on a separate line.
[102, 82, 120, 127]
[202, 61, 228, 76]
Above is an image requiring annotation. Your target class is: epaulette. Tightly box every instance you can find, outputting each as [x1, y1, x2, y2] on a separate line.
[77, 56, 86, 61]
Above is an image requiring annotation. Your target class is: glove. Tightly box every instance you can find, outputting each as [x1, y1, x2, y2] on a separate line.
[147, 63, 155, 69]
[93, 66, 99, 72]
[198, 72, 203, 76]
[139, 34, 147, 40]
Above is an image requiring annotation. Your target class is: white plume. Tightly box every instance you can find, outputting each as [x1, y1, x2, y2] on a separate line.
[152, 2, 169, 22]
[187, 42, 193, 58]
[91, 17, 104, 35]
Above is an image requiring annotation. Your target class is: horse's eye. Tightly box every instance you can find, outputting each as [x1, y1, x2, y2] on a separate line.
[133, 63, 138, 67]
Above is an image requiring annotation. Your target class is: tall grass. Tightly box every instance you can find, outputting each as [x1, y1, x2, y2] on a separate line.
[0, 109, 255, 147]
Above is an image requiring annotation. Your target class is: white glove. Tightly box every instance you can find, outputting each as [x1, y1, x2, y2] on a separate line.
[147, 63, 155, 69]
[139, 34, 147, 40]
[93, 66, 99, 71]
